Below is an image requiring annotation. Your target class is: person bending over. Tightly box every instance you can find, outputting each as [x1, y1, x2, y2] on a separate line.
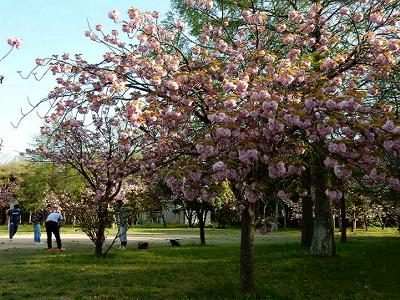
[45, 210, 64, 252]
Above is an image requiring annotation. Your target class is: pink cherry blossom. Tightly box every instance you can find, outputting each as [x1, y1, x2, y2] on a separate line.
[334, 165, 352, 180]
[35, 58, 46, 66]
[95, 24, 104, 31]
[339, 7, 350, 15]
[108, 10, 120, 21]
[7, 38, 23, 49]
[353, 12, 364, 22]
[245, 190, 260, 203]
[277, 190, 292, 201]
[328, 142, 347, 155]
[370, 12, 383, 25]
[236, 80, 248, 93]
[276, 24, 286, 33]
[362, 169, 386, 186]
[238, 149, 259, 165]
[212, 161, 227, 172]
[325, 189, 343, 201]
[268, 161, 286, 178]
[388, 178, 400, 191]
[382, 120, 400, 134]
[288, 10, 299, 20]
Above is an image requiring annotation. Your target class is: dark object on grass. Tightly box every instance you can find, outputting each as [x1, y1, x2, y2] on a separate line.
[170, 239, 181, 247]
[138, 241, 149, 249]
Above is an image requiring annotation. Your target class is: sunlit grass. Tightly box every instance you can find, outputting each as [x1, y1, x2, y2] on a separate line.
[0, 227, 399, 299]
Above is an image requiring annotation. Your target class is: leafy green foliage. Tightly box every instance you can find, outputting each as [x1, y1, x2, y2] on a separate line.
[18, 162, 86, 212]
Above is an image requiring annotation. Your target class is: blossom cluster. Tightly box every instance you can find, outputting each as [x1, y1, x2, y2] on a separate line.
[27, 0, 400, 214]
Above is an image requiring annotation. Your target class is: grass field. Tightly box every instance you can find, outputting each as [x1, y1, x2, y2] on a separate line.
[0, 226, 399, 299]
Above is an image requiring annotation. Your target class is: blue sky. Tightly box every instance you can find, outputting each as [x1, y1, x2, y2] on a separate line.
[0, 0, 172, 162]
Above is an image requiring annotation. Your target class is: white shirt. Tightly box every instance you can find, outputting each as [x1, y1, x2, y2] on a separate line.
[46, 212, 63, 224]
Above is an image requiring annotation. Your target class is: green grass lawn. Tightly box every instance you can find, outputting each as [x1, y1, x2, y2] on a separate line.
[0, 227, 399, 299]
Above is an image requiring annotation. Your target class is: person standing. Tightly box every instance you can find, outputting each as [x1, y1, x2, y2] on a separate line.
[45, 210, 65, 252]
[8, 202, 21, 240]
[115, 200, 128, 250]
[32, 204, 51, 244]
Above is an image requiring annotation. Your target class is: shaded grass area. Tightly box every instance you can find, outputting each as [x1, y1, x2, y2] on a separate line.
[0, 229, 399, 299]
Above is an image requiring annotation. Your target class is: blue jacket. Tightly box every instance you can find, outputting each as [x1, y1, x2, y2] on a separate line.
[8, 208, 21, 224]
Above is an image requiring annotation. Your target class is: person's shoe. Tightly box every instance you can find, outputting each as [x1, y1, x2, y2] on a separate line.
[56, 248, 65, 252]
[48, 248, 56, 252]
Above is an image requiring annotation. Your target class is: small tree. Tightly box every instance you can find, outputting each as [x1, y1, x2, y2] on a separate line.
[28, 113, 145, 257]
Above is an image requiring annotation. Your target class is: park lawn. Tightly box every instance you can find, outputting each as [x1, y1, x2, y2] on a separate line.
[0, 228, 399, 299]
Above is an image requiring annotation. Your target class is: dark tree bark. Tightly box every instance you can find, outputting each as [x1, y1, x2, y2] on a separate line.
[397, 214, 400, 233]
[0, 208, 6, 224]
[310, 154, 336, 256]
[240, 203, 255, 293]
[182, 201, 196, 227]
[340, 194, 347, 243]
[196, 208, 207, 246]
[301, 167, 314, 248]
[95, 202, 108, 257]
[161, 212, 167, 228]
[95, 225, 105, 257]
[301, 196, 314, 248]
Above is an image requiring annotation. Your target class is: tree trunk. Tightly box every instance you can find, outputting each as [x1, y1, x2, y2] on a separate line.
[0, 208, 6, 224]
[282, 204, 287, 229]
[364, 212, 368, 231]
[95, 225, 105, 257]
[240, 204, 255, 293]
[301, 167, 314, 248]
[196, 208, 206, 246]
[397, 214, 400, 233]
[378, 216, 384, 230]
[310, 154, 336, 256]
[94, 202, 108, 257]
[340, 194, 347, 243]
[161, 212, 167, 228]
[184, 207, 195, 228]
[301, 196, 314, 248]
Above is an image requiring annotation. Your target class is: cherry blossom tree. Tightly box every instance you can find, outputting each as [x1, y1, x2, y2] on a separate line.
[125, 177, 172, 226]
[27, 109, 147, 256]
[23, 0, 400, 293]
[0, 175, 17, 210]
[165, 159, 220, 245]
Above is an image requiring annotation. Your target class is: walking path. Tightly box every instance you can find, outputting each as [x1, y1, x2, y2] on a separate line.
[0, 232, 199, 250]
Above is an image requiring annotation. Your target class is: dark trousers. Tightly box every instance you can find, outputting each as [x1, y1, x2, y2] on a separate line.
[45, 221, 62, 249]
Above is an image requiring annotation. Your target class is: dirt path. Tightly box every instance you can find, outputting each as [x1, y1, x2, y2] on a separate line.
[0, 232, 199, 250]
